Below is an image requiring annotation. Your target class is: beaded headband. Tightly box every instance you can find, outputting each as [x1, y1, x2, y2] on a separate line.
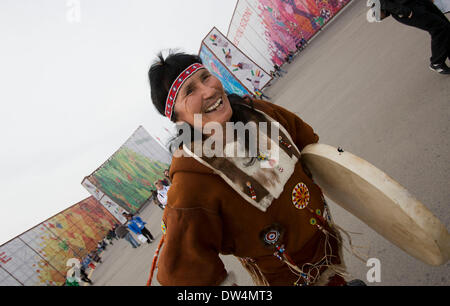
[165, 63, 205, 119]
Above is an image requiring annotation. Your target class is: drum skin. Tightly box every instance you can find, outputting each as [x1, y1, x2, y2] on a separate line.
[301, 143, 449, 266]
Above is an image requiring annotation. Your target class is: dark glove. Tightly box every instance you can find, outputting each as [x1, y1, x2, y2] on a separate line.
[396, 6, 413, 18]
[381, 0, 413, 17]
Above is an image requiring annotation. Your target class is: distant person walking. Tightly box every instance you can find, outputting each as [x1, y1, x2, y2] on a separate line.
[80, 266, 93, 285]
[155, 180, 170, 208]
[81, 255, 96, 270]
[106, 229, 115, 245]
[115, 223, 141, 248]
[123, 213, 155, 243]
[163, 169, 172, 185]
[151, 189, 165, 210]
[273, 65, 287, 77]
[254, 89, 271, 100]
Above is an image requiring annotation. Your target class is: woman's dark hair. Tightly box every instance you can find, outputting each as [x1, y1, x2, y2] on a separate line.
[148, 51, 264, 156]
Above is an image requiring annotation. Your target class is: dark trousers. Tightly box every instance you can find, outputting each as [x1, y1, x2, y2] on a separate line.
[141, 227, 154, 242]
[391, 0, 450, 64]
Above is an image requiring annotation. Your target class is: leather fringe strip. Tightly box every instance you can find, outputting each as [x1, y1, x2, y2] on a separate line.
[237, 257, 270, 286]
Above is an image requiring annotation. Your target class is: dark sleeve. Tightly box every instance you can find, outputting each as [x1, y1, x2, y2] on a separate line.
[381, 0, 412, 16]
[156, 206, 227, 286]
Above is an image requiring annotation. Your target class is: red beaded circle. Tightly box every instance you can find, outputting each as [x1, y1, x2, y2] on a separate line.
[292, 182, 310, 209]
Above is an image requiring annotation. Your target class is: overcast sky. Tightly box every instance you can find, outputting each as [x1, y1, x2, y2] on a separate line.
[0, 0, 237, 245]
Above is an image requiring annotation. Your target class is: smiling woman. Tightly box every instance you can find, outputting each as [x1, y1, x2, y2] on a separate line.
[149, 52, 233, 125]
[149, 52, 262, 152]
[174, 67, 232, 122]
[146, 51, 355, 286]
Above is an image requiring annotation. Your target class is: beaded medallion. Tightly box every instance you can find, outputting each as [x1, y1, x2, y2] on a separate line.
[291, 182, 310, 209]
[264, 230, 280, 245]
[161, 220, 166, 235]
[259, 223, 284, 248]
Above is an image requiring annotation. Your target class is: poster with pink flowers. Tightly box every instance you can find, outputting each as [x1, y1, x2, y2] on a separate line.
[227, 0, 352, 72]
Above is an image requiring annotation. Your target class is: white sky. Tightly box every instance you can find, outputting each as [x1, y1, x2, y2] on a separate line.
[0, 0, 237, 245]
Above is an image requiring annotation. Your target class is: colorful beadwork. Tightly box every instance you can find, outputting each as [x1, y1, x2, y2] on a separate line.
[278, 135, 292, 149]
[257, 152, 283, 172]
[260, 223, 284, 248]
[161, 220, 166, 235]
[316, 209, 322, 215]
[246, 181, 257, 200]
[276, 245, 285, 254]
[309, 218, 317, 225]
[291, 182, 310, 209]
[257, 153, 268, 161]
[165, 63, 204, 119]
[323, 199, 332, 222]
[273, 244, 286, 260]
[264, 230, 280, 245]
[274, 251, 283, 260]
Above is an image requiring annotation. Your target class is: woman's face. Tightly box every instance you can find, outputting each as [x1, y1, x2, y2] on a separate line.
[173, 68, 232, 130]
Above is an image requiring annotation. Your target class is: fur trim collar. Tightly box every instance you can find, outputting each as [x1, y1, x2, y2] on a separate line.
[182, 107, 301, 212]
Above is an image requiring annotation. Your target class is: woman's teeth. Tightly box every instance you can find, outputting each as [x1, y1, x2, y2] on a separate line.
[205, 98, 222, 113]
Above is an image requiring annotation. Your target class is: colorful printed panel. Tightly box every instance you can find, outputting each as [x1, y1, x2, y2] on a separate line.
[227, 0, 351, 72]
[202, 27, 272, 95]
[84, 126, 171, 214]
[19, 225, 78, 275]
[44, 214, 95, 259]
[0, 267, 22, 286]
[62, 198, 115, 245]
[0, 197, 120, 286]
[99, 195, 128, 224]
[77, 197, 118, 232]
[0, 238, 65, 286]
[199, 44, 251, 97]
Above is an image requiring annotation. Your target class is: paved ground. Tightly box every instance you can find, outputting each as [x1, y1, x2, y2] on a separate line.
[89, 1, 449, 286]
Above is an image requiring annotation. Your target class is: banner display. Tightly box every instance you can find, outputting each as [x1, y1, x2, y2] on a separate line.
[83, 126, 171, 214]
[44, 214, 96, 259]
[201, 27, 272, 95]
[0, 196, 117, 286]
[227, 0, 351, 72]
[82, 178, 104, 200]
[19, 225, 78, 276]
[0, 238, 65, 286]
[199, 44, 251, 97]
[0, 267, 22, 286]
[100, 195, 128, 224]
